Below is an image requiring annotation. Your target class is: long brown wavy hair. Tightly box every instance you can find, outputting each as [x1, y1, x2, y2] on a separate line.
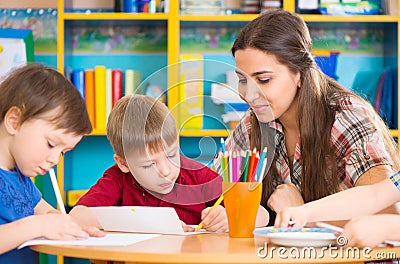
[231, 9, 400, 205]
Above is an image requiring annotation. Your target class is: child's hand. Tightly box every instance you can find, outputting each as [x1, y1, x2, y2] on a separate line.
[200, 205, 228, 232]
[341, 215, 392, 248]
[274, 205, 308, 228]
[82, 226, 106, 237]
[181, 221, 195, 232]
[38, 214, 89, 240]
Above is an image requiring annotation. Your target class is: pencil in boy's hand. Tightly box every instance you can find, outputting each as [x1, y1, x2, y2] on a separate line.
[197, 194, 224, 230]
[49, 168, 66, 214]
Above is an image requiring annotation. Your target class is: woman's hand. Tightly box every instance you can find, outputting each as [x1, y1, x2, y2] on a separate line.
[268, 183, 304, 213]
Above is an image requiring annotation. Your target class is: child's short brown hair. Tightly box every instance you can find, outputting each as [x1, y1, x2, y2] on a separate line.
[107, 95, 177, 158]
[0, 63, 92, 135]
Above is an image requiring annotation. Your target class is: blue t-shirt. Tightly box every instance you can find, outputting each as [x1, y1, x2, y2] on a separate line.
[0, 167, 42, 264]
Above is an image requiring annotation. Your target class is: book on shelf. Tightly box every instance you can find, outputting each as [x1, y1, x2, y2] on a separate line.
[124, 69, 142, 95]
[84, 69, 96, 128]
[106, 68, 113, 122]
[178, 54, 204, 129]
[71, 68, 85, 99]
[74, 66, 143, 131]
[112, 69, 123, 107]
[94, 65, 107, 131]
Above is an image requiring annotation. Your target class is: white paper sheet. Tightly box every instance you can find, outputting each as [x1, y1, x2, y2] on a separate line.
[18, 233, 159, 249]
[90, 206, 209, 235]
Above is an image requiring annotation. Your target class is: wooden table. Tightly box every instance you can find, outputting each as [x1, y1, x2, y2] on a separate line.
[31, 232, 400, 264]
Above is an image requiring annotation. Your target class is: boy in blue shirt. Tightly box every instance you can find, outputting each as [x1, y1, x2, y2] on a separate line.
[0, 63, 103, 263]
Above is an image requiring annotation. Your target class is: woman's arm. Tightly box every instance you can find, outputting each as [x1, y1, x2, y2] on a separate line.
[354, 165, 399, 214]
[275, 166, 400, 227]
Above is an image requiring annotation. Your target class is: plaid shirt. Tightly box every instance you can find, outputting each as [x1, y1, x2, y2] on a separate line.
[217, 96, 392, 192]
[390, 171, 400, 191]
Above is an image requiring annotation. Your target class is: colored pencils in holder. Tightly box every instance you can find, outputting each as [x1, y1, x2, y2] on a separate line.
[214, 138, 268, 183]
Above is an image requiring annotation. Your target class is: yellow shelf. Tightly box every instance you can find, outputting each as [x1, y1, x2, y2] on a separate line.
[390, 129, 399, 138]
[179, 14, 259, 21]
[179, 13, 398, 23]
[301, 14, 399, 23]
[91, 128, 400, 138]
[61, 12, 170, 20]
[90, 128, 106, 136]
[179, 129, 230, 137]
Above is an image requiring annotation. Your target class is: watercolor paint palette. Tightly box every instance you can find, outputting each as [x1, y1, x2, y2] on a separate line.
[253, 227, 337, 247]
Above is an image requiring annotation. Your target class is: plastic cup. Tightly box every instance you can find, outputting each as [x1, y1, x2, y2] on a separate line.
[222, 182, 262, 238]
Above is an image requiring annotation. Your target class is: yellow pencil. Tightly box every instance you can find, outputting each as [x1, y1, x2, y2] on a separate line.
[197, 194, 224, 230]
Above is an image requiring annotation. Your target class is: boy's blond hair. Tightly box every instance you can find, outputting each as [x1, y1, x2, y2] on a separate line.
[107, 94, 177, 158]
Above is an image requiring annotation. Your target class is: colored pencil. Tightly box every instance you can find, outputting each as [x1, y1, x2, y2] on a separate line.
[247, 148, 257, 182]
[220, 137, 226, 153]
[242, 150, 250, 182]
[228, 151, 233, 182]
[257, 158, 267, 183]
[232, 151, 237, 182]
[221, 151, 228, 182]
[255, 147, 267, 181]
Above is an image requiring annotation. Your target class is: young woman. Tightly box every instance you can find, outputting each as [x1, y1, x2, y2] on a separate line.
[219, 8, 400, 225]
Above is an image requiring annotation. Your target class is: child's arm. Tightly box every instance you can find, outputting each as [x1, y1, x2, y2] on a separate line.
[69, 205, 102, 229]
[342, 214, 400, 248]
[35, 199, 104, 237]
[34, 198, 60, 214]
[275, 177, 400, 227]
[0, 213, 89, 254]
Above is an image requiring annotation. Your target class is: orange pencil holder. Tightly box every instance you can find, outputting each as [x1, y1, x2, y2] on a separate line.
[222, 182, 262, 238]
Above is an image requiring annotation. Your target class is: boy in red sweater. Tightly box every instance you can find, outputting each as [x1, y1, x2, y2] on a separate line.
[71, 95, 253, 231]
